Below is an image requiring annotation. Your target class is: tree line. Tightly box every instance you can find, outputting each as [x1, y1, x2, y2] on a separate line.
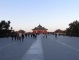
[0, 20, 13, 37]
[66, 20, 79, 37]
[0, 20, 79, 37]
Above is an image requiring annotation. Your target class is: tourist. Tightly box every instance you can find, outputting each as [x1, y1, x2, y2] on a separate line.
[22, 34, 24, 41]
[14, 33, 17, 40]
[19, 33, 22, 41]
[55, 33, 57, 38]
[11, 32, 14, 40]
[46, 34, 47, 38]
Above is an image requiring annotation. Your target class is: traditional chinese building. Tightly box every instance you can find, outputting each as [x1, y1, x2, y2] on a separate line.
[16, 29, 25, 34]
[54, 29, 66, 34]
[32, 24, 48, 34]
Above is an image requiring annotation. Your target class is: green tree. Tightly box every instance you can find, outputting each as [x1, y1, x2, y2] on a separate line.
[0, 20, 14, 37]
[66, 20, 79, 36]
[0, 20, 11, 30]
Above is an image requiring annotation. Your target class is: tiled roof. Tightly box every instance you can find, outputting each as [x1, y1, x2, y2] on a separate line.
[32, 24, 48, 30]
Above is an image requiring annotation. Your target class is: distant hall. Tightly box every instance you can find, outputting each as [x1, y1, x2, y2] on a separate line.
[32, 24, 48, 34]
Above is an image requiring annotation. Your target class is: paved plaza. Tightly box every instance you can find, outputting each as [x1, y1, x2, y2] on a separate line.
[0, 34, 79, 60]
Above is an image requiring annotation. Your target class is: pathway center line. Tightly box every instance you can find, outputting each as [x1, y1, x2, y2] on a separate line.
[22, 34, 44, 60]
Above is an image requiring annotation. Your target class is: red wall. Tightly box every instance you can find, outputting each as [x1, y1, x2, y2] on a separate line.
[33, 30, 47, 34]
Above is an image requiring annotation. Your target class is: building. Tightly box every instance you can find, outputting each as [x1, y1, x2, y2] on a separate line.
[16, 29, 25, 34]
[32, 24, 48, 34]
[54, 29, 66, 34]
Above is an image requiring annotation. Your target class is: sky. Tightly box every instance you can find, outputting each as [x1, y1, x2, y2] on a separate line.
[0, 0, 79, 32]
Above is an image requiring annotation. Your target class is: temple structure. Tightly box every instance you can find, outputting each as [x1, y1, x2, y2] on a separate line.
[17, 29, 25, 34]
[32, 24, 48, 34]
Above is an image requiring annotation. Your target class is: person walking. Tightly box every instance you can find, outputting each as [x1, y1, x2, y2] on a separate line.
[55, 33, 57, 38]
[22, 34, 24, 41]
[46, 34, 47, 38]
[19, 33, 22, 41]
[11, 33, 14, 40]
[14, 33, 17, 40]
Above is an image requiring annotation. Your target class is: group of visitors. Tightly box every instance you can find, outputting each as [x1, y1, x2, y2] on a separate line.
[11, 33, 38, 41]
[25, 33, 38, 38]
[43, 34, 47, 38]
[11, 32, 58, 41]
[42, 33, 58, 38]
[11, 33, 24, 41]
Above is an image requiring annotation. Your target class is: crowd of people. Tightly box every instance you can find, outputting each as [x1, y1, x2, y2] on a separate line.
[11, 33, 58, 41]
[11, 33, 38, 41]
[42, 33, 58, 38]
[11, 33, 25, 41]
[25, 33, 38, 38]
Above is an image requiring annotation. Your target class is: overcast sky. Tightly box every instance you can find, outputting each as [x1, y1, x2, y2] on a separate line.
[0, 0, 79, 32]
